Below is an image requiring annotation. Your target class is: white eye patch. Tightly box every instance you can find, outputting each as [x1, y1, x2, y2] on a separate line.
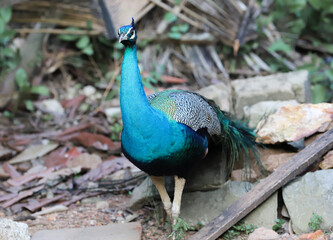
[125, 27, 136, 40]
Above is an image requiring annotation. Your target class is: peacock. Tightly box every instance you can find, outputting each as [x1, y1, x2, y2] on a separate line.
[119, 18, 259, 235]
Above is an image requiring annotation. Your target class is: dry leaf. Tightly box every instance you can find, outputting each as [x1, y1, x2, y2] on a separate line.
[9, 143, 59, 164]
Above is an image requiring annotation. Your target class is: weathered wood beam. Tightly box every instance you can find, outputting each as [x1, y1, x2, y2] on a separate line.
[189, 128, 333, 240]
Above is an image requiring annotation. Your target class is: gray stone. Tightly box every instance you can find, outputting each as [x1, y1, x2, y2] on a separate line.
[247, 227, 279, 240]
[96, 200, 109, 209]
[32, 222, 141, 240]
[129, 149, 228, 210]
[283, 169, 333, 234]
[232, 70, 310, 118]
[0, 218, 31, 240]
[180, 181, 277, 228]
[243, 100, 299, 128]
[196, 82, 232, 112]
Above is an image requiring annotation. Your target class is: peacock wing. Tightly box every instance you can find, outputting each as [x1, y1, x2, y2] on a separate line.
[148, 90, 221, 138]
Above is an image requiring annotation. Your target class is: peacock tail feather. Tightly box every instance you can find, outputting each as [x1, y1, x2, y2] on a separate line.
[202, 95, 261, 177]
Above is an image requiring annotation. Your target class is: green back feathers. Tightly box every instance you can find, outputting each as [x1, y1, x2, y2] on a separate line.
[148, 90, 179, 120]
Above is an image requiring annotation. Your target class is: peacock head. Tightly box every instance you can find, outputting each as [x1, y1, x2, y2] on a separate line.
[118, 18, 137, 46]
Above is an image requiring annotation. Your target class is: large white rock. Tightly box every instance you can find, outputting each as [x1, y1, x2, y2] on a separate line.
[244, 100, 299, 128]
[256, 103, 333, 144]
[0, 218, 30, 240]
[283, 169, 333, 234]
[232, 70, 311, 118]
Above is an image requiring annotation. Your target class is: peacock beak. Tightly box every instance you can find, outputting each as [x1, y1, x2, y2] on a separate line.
[119, 32, 127, 43]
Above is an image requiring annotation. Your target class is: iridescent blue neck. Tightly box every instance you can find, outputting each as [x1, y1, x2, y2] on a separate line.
[120, 44, 155, 135]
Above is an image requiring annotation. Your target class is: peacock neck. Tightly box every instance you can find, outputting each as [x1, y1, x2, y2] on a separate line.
[120, 44, 155, 133]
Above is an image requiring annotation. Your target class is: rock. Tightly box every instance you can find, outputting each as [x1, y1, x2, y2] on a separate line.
[247, 227, 279, 240]
[232, 70, 311, 118]
[96, 200, 109, 209]
[196, 82, 232, 112]
[83, 85, 96, 96]
[105, 107, 121, 122]
[180, 181, 277, 228]
[129, 148, 229, 210]
[244, 100, 299, 128]
[298, 230, 325, 240]
[35, 99, 65, 117]
[32, 222, 141, 240]
[256, 103, 333, 144]
[319, 150, 333, 169]
[0, 218, 31, 240]
[263, 152, 296, 172]
[283, 169, 333, 234]
[67, 153, 102, 169]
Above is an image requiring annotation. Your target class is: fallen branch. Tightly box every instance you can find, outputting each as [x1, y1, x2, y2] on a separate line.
[189, 128, 333, 240]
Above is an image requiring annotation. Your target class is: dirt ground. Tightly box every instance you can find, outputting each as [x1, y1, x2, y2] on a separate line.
[16, 193, 173, 240]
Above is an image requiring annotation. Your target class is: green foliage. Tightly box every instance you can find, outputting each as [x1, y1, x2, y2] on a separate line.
[308, 213, 323, 231]
[257, 0, 333, 103]
[15, 68, 29, 90]
[270, 0, 333, 44]
[110, 122, 122, 141]
[58, 27, 94, 56]
[269, 39, 291, 53]
[3, 110, 13, 120]
[163, 12, 177, 23]
[168, 218, 189, 240]
[298, 55, 333, 103]
[0, 6, 19, 78]
[15, 68, 50, 111]
[142, 70, 163, 91]
[168, 23, 189, 40]
[222, 222, 257, 239]
[272, 218, 285, 232]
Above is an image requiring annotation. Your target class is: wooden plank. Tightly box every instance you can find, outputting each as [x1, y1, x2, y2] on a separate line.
[189, 128, 333, 240]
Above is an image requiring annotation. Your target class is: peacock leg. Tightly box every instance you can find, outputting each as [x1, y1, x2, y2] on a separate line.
[172, 176, 186, 226]
[150, 176, 172, 220]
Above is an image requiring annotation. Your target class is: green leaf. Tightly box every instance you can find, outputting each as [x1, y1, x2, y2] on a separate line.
[76, 36, 90, 49]
[86, 19, 92, 30]
[0, 47, 15, 57]
[163, 12, 177, 23]
[269, 39, 292, 53]
[58, 27, 81, 41]
[287, 0, 307, 14]
[0, 7, 12, 23]
[24, 100, 34, 111]
[15, 68, 30, 90]
[312, 84, 329, 103]
[30, 85, 50, 96]
[0, 29, 15, 43]
[82, 44, 94, 55]
[168, 31, 181, 39]
[325, 69, 333, 81]
[171, 24, 189, 33]
[3, 110, 12, 119]
[0, 18, 5, 34]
